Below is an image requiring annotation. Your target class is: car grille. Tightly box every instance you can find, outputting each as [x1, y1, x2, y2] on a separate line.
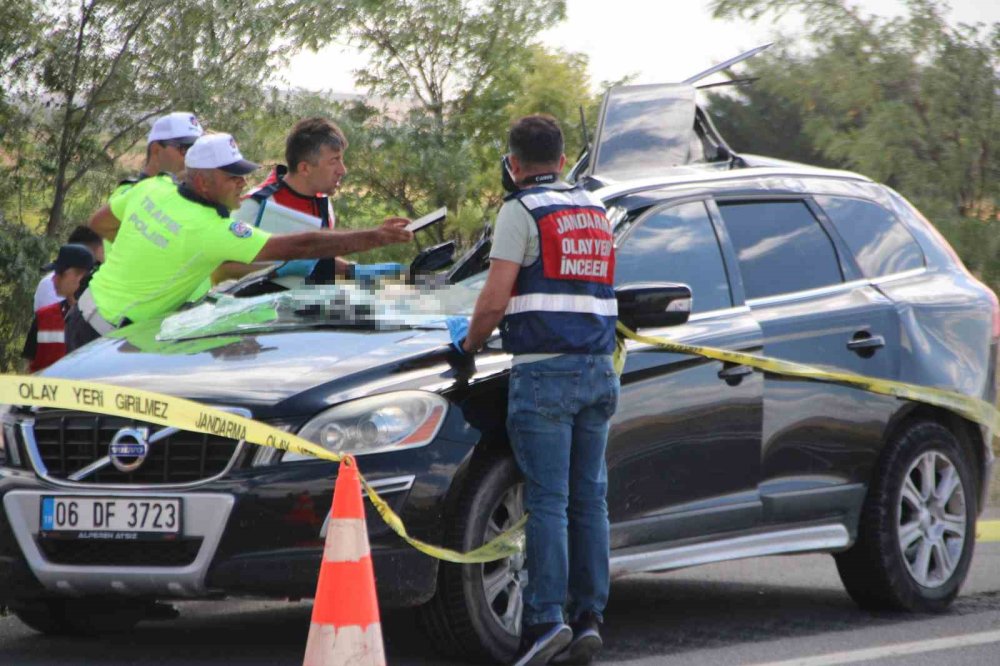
[24, 411, 245, 485]
[37, 537, 203, 567]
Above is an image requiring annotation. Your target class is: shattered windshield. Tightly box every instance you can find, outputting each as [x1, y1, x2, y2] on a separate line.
[154, 275, 488, 342]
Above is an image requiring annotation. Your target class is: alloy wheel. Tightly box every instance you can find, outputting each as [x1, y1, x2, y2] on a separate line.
[480, 482, 526, 636]
[897, 450, 967, 588]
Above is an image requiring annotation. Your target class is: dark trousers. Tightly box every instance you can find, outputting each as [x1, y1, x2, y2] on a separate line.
[64, 304, 102, 352]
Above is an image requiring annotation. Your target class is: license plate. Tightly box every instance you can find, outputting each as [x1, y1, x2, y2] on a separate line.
[40, 496, 182, 538]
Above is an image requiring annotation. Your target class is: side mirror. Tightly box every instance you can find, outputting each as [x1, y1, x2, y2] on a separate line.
[410, 240, 456, 275]
[447, 233, 492, 284]
[615, 282, 692, 330]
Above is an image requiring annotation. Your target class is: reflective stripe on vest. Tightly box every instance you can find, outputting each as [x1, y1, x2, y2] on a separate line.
[501, 184, 617, 355]
[30, 302, 68, 372]
[506, 293, 618, 316]
[36, 330, 65, 343]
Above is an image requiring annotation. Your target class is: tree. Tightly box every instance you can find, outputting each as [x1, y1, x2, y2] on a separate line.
[0, 215, 55, 371]
[708, 0, 1000, 288]
[505, 46, 599, 166]
[281, 1, 602, 243]
[705, 56, 833, 167]
[1, 0, 299, 237]
[709, 0, 999, 212]
[293, 0, 566, 134]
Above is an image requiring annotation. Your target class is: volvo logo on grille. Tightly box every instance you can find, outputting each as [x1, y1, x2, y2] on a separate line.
[109, 428, 150, 473]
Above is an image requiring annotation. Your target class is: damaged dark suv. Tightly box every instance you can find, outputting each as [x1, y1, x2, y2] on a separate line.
[1, 55, 997, 663]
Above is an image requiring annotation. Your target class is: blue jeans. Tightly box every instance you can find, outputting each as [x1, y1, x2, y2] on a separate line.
[508, 354, 620, 627]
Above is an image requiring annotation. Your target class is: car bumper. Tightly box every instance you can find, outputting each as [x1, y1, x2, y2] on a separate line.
[0, 453, 453, 608]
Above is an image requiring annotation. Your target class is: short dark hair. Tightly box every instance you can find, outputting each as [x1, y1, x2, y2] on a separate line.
[508, 114, 564, 168]
[67, 225, 101, 249]
[286, 117, 348, 173]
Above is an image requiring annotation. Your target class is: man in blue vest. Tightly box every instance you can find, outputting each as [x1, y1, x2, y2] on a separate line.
[453, 115, 619, 666]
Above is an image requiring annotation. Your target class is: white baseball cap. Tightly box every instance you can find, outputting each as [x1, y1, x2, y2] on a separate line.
[184, 133, 259, 175]
[147, 112, 204, 144]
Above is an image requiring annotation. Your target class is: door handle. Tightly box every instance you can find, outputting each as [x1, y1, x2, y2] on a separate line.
[847, 332, 885, 357]
[718, 363, 753, 386]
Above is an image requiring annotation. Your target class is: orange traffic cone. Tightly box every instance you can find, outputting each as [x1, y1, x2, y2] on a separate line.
[303, 456, 385, 666]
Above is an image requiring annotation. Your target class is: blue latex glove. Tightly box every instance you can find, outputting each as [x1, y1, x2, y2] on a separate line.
[351, 262, 405, 282]
[446, 316, 470, 354]
[275, 259, 319, 277]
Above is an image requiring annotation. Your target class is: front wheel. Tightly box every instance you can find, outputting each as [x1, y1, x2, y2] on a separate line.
[835, 421, 977, 612]
[418, 455, 525, 663]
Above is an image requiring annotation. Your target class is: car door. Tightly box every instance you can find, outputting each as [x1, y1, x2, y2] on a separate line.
[712, 196, 905, 527]
[607, 198, 764, 550]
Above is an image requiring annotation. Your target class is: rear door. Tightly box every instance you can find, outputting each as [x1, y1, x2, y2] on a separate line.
[607, 198, 764, 550]
[712, 196, 905, 527]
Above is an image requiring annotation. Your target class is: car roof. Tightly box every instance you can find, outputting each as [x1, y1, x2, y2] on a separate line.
[590, 157, 873, 203]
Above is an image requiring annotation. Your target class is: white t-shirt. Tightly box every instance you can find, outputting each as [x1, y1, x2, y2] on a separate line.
[33, 272, 61, 312]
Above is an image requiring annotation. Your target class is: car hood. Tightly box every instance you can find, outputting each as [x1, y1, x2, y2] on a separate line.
[43, 320, 455, 405]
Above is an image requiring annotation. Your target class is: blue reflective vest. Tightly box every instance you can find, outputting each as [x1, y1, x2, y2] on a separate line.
[500, 184, 617, 355]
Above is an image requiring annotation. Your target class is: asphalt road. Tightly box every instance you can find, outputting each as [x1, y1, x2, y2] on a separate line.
[1, 533, 998, 665]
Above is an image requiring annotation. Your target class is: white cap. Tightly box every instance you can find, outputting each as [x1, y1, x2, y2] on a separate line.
[184, 133, 259, 175]
[147, 112, 204, 144]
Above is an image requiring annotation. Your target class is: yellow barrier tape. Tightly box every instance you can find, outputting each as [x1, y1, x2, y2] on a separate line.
[977, 520, 1000, 542]
[617, 322, 1000, 434]
[0, 375, 523, 564]
[2, 326, 995, 564]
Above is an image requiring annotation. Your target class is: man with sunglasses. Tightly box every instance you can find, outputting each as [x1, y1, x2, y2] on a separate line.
[87, 112, 204, 241]
[121, 112, 204, 195]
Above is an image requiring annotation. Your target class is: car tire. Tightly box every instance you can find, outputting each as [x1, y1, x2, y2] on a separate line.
[418, 455, 525, 663]
[835, 421, 977, 612]
[11, 598, 145, 636]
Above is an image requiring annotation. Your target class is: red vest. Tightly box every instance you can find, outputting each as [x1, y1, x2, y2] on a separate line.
[30, 302, 68, 372]
[244, 165, 335, 228]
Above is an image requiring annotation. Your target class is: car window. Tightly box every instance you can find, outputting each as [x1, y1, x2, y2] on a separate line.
[814, 195, 924, 278]
[614, 201, 732, 313]
[717, 200, 843, 300]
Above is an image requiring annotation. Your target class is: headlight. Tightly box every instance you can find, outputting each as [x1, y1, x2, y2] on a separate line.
[283, 391, 448, 461]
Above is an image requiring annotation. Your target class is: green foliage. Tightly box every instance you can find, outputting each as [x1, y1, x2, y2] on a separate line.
[506, 46, 601, 162]
[0, 215, 57, 372]
[282, 0, 577, 242]
[293, 0, 565, 124]
[708, 0, 1000, 290]
[0, 0, 296, 237]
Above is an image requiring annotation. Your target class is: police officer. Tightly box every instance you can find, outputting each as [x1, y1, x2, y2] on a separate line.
[66, 133, 412, 351]
[454, 115, 619, 666]
[88, 112, 204, 238]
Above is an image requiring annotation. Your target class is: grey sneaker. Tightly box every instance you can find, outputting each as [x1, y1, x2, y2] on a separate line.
[552, 612, 603, 664]
[511, 622, 573, 666]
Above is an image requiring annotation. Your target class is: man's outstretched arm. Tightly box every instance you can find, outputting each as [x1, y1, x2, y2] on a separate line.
[255, 217, 413, 262]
